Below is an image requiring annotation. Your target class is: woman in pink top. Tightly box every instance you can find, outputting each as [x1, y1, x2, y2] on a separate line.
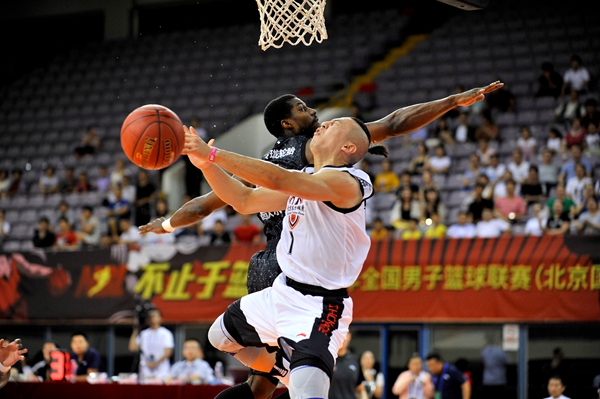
[392, 354, 434, 399]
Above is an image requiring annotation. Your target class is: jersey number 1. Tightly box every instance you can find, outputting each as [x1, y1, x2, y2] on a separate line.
[287, 231, 294, 255]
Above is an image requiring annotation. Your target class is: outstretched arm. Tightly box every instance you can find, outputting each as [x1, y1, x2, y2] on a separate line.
[367, 81, 504, 143]
[139, 191, 227, 234]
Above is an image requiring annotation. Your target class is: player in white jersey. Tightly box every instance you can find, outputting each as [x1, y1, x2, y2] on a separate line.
[183, 116, 387, 399]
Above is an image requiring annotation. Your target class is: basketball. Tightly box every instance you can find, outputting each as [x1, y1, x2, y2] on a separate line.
[120, 104, 185, 170]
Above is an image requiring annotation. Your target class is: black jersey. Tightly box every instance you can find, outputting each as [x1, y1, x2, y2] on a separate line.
[257, 135, 309, 244]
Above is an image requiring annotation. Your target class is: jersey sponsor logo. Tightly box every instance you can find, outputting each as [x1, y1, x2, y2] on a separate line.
[287, 197, 304, 229]
[259, 210, 284, 221]
[266, 147, 296, 160]
[318, 304, 341, 335]
[288, 214, 300, 229]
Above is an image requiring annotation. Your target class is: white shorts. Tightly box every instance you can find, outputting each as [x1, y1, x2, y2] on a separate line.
[225, 273, 353, 376]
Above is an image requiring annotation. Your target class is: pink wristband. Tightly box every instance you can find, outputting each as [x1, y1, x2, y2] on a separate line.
[209, 147, 218, 162]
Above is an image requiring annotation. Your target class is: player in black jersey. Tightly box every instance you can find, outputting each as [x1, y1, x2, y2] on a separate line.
[138, 81, 503, 399]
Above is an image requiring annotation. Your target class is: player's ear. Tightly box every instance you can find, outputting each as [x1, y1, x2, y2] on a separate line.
[281, 119, 293, 130]
[342, 142, 357, 155]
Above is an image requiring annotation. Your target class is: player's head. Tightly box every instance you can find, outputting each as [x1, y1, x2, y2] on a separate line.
[263, 94, 319, 138]
[70, 332, 89, 355]
[182, 338, 203, 362]
[310, 117, 387, 165]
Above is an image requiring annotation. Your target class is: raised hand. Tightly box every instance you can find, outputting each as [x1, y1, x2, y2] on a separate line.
[455, 81, 504, 107]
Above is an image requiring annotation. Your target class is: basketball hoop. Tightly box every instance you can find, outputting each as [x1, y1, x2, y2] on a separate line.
[256, 0, 328, 51]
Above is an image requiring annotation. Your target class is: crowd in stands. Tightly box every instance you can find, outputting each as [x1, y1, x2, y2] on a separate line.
[365, 54, 599, 241]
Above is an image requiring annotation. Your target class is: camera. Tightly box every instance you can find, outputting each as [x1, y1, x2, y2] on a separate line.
[133, 299, 157, 327]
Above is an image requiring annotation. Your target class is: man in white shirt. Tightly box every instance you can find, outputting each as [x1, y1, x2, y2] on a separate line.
[129, 309, 174, 380]
[545, 376, 570, 399]
[475, 208, 510, 238]
[446, 211, 476, 238]
[561, 54, 590, 96]
[507, 149, 530, 185]
[168, 338, 215, 384]
[427, 145, 451, 174]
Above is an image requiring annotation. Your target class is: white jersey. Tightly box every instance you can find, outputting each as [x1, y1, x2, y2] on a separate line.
[276, 165, 373, 290]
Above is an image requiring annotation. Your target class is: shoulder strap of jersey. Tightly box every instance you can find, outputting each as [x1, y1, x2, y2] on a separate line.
[321, 166, 373, 200]
[318, 166, 374, 213]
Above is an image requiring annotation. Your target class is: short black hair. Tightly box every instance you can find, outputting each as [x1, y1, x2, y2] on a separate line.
[82, 205, 93, 212]
[549, 375, 564, 386]
[426, 352, 442, 362]
[264, 94, 296, 138]
[71, 331, 88, 341]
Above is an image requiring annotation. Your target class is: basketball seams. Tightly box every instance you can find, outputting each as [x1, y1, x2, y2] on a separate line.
[154, 107, 161, 170]
[122, 113, 158, 132]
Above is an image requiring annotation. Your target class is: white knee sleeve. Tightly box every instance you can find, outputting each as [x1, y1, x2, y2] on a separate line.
[288, 366, 330, 399]
[208, 314, 243, 354]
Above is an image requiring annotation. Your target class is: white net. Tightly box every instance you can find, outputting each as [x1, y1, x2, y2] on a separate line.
[256, 0, 328, 51]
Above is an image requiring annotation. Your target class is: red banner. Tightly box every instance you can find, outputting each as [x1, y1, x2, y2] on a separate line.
[1, 236, 599, 322]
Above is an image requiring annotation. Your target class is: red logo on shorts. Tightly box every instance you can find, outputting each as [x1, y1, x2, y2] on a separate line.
[318, 304, 340, 335]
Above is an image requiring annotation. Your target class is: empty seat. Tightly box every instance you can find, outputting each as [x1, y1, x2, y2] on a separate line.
[9, 224, 32, 240]
[19, 209, 39, 224]
[446, 190, 470, 208]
